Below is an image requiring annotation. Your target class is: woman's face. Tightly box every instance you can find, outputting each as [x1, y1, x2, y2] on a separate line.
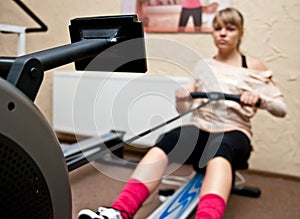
[212, 20, 242, 52]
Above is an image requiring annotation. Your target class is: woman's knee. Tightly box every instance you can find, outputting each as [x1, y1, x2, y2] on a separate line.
[207, 156, 232, 171]
[141, 146, 168, 164]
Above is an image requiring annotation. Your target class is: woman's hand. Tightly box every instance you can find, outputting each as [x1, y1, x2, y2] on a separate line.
[175, 87, 192, 101]
[240, 91, 261, 107]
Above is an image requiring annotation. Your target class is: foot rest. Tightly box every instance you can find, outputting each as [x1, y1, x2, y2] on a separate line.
[231, 185, 261, 198]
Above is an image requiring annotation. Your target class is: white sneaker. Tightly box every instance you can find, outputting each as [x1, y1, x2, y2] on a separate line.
[78, 207, 123, 219]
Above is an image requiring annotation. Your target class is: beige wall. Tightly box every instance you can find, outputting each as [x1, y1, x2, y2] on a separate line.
[1, 0, 299, 177]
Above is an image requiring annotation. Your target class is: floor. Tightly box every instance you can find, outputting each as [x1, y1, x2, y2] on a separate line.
[70, 151, 300, 219]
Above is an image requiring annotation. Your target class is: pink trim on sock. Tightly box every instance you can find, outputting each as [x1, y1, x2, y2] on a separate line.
[195, 193, 226, 219]
[112, 178, 150, 219]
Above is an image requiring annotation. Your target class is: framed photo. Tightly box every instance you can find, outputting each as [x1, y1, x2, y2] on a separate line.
[122, 0, 232, 33]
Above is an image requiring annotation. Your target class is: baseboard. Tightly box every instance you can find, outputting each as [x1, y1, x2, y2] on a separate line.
[244, 169, 300, 182]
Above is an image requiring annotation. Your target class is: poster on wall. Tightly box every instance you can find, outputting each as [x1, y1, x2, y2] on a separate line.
[122, 0, 232, 33]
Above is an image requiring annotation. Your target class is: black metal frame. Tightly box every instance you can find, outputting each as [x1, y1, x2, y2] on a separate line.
[2, 38, 112, 101]
[13, 0, 48, 33]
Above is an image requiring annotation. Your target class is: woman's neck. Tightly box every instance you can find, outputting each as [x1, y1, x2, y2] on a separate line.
[214, 50, 242, 67]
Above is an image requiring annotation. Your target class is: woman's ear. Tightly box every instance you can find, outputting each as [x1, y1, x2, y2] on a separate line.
[240, 29, 244, 38]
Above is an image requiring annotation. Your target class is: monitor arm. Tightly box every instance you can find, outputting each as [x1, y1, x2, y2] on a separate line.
[0, 38, 112, 101]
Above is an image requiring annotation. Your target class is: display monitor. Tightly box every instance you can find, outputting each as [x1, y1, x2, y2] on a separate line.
[69, 14, 147, 73]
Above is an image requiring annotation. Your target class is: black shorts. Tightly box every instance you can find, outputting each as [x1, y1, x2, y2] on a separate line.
[155, 125, 251, 172]
[178, 7, 202, 27]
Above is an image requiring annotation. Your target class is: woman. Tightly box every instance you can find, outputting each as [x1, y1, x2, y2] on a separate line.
[78, 7, 287, 219]
[178, 0, 203, 32]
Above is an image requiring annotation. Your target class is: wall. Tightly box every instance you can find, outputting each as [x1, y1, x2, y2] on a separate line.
[0, 0, 299, 177]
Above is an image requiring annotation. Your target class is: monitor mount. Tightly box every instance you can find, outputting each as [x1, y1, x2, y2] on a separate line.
[0, 14, 147, 101]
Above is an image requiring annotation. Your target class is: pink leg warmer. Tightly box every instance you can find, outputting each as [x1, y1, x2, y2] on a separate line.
[112, 178, 150, 219]
[195, 193, 226, 219]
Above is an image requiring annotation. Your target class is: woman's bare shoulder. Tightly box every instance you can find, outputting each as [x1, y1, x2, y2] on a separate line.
[246, 56, 268, 72]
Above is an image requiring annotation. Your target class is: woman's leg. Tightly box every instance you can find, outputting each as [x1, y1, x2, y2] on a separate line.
[200, 157, 232, 199]
[131, 146, 169, 191]
[195, 157, 232, 219]
[111, 146, 168, 219]
[178, 8, 190, 31]
[79, 125, 199, 219]
[191, 7, 202, 32]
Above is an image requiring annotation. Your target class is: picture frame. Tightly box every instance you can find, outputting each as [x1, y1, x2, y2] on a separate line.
[122, 0, 232, 33]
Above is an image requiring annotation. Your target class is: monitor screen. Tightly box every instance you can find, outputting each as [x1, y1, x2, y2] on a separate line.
[69, 14, 147, 73]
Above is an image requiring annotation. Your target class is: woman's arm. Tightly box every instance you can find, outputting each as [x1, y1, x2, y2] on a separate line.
[259, 95, 287, 117]
[240, 91, 287, 117]
[245, 56, 287, 117]
[175, 80, 197, 114]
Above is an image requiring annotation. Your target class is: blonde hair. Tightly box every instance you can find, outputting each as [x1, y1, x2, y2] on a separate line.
[212, 8, 244, 51]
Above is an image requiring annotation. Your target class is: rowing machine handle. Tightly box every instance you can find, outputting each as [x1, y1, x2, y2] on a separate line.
[190, 92, 261, 107]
